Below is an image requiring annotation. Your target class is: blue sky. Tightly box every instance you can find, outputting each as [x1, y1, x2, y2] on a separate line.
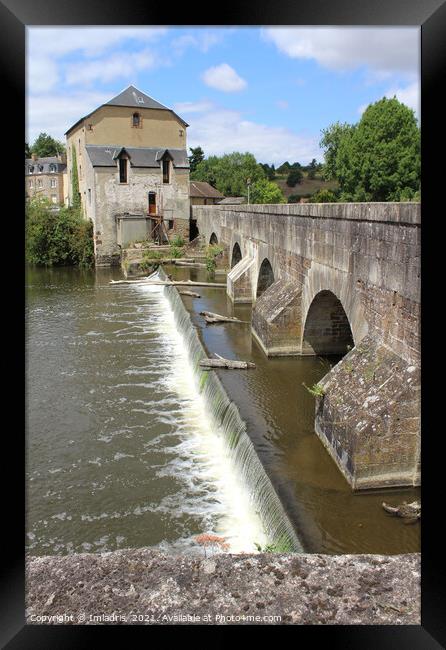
[26, 26, 419, 165]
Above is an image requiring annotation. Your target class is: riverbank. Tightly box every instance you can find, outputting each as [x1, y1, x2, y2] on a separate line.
[26, 550, 420, 625]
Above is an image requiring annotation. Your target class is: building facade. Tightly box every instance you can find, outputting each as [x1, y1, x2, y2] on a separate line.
[25, 153, 67, 205]
[65, 85, 190, 266]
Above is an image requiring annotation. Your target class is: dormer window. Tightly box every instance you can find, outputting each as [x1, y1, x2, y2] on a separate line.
[119, 158, 128, 183]
[49, 163, 56, 173]
[132, 112, 141, 128]
[28, 165, 34, 173]
[162, 159, 170, 184]
[38, 164, 43, 173]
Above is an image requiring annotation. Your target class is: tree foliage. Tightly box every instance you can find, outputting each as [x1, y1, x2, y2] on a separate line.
[320, 98, 420, 201]
[191, 152, 265, 196]
[26, 197, 94, 267]
[31, 132, 66, 158]
[286, 168, 303, 187]
[25, 142, 31, 158]
[188, 146, 205, 174]
[71, 146, 81, 210]
[249, 178, 286, 204]
[308, 189, 339, 203]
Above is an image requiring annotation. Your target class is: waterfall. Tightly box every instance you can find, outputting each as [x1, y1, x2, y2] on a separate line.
[161, 271, 303, 552]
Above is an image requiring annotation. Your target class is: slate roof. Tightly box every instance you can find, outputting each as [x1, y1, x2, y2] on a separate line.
[190, 181, 224, 199]
[217, 196, 246, 205]
[85, 146, 190, 169]
[25, 157, 66, 175]
[65, 85, 188, 134]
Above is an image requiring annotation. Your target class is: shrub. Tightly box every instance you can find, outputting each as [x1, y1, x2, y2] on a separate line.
[170, 234, 185, 247]
[205, 244, 224, 276]
[25, 197, 94, 267]
[170, 246, 183, 259]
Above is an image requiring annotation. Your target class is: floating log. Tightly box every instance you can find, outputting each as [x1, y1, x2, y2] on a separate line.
[110, 279, 226, 287]
[175, 261, 207, 268]
[382, 501, 420, 519]
[200, 310, 248, 324]
[179, 290, 201, 297]
[200, 357, 255, 369]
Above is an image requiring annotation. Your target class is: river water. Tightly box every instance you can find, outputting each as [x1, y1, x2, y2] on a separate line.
[26, 265, 420, 556]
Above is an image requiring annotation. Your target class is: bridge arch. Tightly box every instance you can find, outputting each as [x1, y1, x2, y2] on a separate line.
[256, 258, 275, 298]
[231, 242, 242, 268]
[302, 290, 354, 356]
[209, 232, 219, 245]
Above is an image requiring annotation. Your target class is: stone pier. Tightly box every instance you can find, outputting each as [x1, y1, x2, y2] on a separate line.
[193, 203, 421, 491]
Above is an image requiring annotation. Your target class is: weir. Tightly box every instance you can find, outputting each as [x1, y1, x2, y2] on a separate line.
[161, 268, 303, 552]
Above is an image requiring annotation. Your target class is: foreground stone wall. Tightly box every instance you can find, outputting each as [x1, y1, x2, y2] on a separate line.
[26, 550, 420, 626]
[193, 203, 421, 491]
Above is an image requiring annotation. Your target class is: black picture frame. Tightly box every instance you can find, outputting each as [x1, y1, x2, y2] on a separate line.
[2, 0, 444, 646]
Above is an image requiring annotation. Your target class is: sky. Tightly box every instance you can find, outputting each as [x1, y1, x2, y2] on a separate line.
[26, 26, 420, 166]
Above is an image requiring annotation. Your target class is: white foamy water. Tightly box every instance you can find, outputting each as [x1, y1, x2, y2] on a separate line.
[136, 282, 268, 553]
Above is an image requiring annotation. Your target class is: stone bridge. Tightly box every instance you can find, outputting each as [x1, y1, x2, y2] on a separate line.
[193, 203, 421, 491]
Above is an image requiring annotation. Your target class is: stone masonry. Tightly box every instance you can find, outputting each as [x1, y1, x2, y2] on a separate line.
[193, 203, 421, 490]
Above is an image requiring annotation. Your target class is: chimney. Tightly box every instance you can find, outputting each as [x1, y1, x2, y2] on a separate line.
[31, 153, 38, 161]
[57, 152, 67, 164]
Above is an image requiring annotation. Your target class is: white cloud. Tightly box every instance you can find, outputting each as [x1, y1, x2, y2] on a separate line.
[171, 31, 223, 55]
[262, 27, 419, 78]
[358, 81, 420, 117]
[65, 50, 159, 86]
[173, 101, 214, 114]
[185, 103, 320, 165]
[26, 91, 113, 143]
[202, 63, 247, 92]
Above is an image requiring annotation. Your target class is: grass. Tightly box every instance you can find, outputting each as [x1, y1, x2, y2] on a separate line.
[273, 173, 338, 201]
[303, 382, 326, 398]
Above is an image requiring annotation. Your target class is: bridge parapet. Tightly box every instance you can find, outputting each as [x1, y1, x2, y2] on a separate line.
[193, 202, 421, 490]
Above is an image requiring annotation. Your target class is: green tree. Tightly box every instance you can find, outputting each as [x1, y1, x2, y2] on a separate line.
[320, 98, 420, 201]
[26, 196, 94, 267]
[320, 122, 355, 181]
[335, 97, 420, 201]
[249, 178, 286, 204]
[192, 152, 265, 196]
[276, 161, 291, 175]
[260, 163, 276, 180]
[188, 146, 205, 174]
[71, 146, 81, 210]
[31, 132, 66, 157]
[307, 158, 318, 180]
[286, 168, 303, 187]
[308, 189, 339, 203]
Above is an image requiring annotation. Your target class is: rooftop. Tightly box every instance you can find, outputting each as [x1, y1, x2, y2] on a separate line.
[190, 181, 224, 199]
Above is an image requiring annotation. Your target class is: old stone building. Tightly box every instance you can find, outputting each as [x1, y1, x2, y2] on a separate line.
[64, 85, 190, 265]
[25, 153, 67, 205]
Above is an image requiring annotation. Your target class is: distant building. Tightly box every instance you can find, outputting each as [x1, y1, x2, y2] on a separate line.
[217, 197, 246, 205]
[25, 153, 67, 205]
[64, 85, 190, 266]
[189, 181, 224, 206]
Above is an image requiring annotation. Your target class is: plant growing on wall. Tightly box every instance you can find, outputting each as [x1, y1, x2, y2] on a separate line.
[205, 244, 224, 276]
[71, 146, 81, 210]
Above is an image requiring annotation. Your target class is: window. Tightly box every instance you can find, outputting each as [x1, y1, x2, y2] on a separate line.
[87, 124, 93, 131]
[168, 220, 174, 230]
[38, 165, 43, 173]
[79, 165, 82, 179]
[162, 159, 170, 184]
[132, 112, 141, 128]
[49, 163, 56, 173]
[28, 165, 34, 173]
[119, 158, 128, 183]
[38, 179, 43, 188]
[51, 195, 57, 204]
[179, 129, 184, 137]
[50, 178, 57, 188]
[28, 180, 33, 188]
[88, 189, 91, 205]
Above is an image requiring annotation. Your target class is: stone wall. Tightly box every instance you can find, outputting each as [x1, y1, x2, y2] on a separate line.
[193, 203, 421, 490]
[26, 549, 420, 626]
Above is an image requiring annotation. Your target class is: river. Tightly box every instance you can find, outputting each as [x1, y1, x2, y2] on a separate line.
[26, 265, 420, 556]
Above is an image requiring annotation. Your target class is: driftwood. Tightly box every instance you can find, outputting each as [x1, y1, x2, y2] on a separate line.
[110, 279, 226, 287]
[382, 501, 420, 520]
[175, 261, 207, 268]
[200, 310, 248, 325]
[179, 290, 201, 297]
[200, 357, 255, 369]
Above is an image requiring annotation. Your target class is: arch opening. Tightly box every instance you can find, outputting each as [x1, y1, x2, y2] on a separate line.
[256, 258, 275, 298]
[302, 290, 354, 356]
[209, 232, 218, 245]
[231, 242, 242, 268]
